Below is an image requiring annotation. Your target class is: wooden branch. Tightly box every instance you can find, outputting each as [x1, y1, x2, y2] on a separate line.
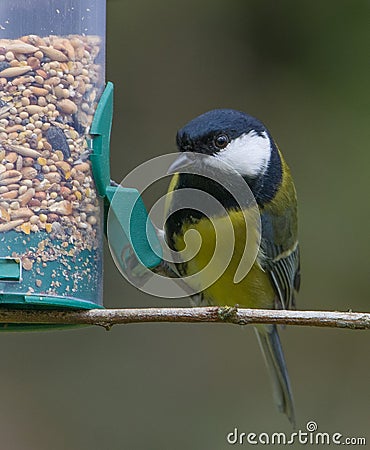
[0, 307, 369, 330]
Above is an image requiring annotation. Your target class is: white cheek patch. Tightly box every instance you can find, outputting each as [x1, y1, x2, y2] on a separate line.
[215, 131, 271, 178]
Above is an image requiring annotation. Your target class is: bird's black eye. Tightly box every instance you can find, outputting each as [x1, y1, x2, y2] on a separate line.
[214, 133, 230, 149]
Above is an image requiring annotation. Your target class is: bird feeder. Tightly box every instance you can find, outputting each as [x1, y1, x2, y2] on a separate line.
[0, 0, 162, 329]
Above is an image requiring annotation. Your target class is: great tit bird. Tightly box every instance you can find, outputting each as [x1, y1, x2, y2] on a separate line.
[164, 109, 300, 426]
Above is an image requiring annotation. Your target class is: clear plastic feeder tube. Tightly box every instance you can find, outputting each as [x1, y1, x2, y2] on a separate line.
[0, 0, 106, 308]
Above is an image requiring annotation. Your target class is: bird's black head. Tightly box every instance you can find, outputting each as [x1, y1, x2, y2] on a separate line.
[176, 109, 266, 155]
[174, 109, 283, 205]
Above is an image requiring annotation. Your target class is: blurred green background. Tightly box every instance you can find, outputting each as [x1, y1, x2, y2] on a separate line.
[1, 1, 369, 449]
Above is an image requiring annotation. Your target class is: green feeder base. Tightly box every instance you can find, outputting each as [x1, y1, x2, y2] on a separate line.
[0, 293, 104, 332]
[0, 284, 104, 331]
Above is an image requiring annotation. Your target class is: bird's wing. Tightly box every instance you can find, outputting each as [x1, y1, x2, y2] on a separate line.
[259, 213, 300, 310]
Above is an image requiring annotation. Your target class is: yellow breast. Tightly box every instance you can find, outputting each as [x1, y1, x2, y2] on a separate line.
[172, 209, 276, 309]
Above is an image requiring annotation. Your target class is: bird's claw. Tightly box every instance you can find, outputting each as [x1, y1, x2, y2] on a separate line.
[218, 305, 238, 321]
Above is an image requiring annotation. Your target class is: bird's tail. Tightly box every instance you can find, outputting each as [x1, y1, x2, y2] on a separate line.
[255, 324, 296, 427]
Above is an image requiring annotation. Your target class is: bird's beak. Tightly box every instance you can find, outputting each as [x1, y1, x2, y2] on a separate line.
[167, 153, 197, 174]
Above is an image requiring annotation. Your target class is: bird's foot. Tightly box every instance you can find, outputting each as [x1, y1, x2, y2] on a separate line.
[218, 305, 238, 321]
